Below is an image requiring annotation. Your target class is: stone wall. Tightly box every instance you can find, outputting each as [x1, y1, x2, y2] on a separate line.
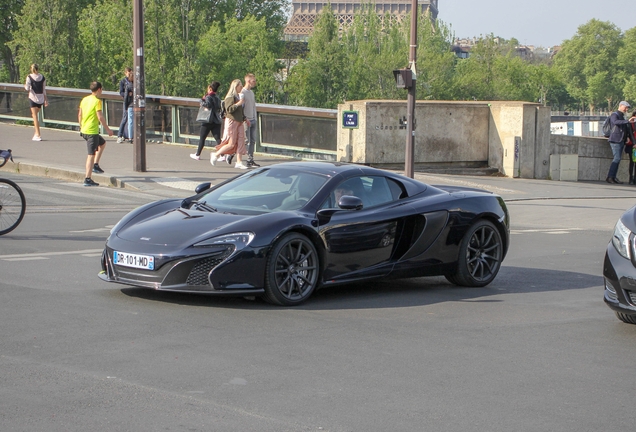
[550, 134, 631, 181]
[338, 100, 549, 177]
[337, 100, 619, 181]
[337, 100, 491, 168]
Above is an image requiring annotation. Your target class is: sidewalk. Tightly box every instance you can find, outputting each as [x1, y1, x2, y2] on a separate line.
[0, 122, 287, 195]
[2, 122, 636, 202]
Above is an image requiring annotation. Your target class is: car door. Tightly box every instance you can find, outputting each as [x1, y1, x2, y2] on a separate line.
[318, 175, 411, 282]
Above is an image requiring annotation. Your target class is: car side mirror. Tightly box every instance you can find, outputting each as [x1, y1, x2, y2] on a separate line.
[338, 195, 363, 210]
[315, 196, 363, 226]
[195, 182, 211, 194]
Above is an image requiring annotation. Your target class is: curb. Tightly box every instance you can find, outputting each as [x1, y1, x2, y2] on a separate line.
[0, 161, 141, 191]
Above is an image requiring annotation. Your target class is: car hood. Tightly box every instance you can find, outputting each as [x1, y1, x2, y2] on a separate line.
[116, 208, 246, 246]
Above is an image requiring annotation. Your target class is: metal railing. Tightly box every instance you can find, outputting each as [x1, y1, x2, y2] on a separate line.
[0, 83, 338, 160]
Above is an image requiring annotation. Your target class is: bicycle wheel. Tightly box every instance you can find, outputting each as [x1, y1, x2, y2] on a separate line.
[0, 178, 26, 235]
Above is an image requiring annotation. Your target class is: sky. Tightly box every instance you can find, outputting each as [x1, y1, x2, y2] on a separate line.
[438, 0, 635, 48]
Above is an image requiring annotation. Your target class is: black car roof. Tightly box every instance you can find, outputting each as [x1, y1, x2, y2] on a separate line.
[263, 161, 428, 196]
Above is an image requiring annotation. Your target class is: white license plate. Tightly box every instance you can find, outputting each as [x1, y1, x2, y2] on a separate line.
[113, 251, 155, 270]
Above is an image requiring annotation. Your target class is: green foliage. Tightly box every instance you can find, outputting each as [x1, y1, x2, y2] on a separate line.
[77, 0, 133, 90]
[285, 8, 348, 108]
[10, 0, 93, 87]
[2, 2, 634, 111]
[554, 19, 623, 110]
[196, 15, 283, 102]
[0, 0, 24, 82]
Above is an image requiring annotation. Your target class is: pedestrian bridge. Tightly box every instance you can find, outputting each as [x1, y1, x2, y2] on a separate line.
[0, 83, 337, 161]
[0, 83, 620, 181]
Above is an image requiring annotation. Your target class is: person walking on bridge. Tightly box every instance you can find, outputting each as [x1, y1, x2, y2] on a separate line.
[24, 64, 48, 141]
[78, 82, 113, 186]
[117, 67, 134, 143]
[607, 101, 636, 184]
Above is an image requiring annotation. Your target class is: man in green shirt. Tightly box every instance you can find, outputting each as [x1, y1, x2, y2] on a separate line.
[78, 81, 113, 186]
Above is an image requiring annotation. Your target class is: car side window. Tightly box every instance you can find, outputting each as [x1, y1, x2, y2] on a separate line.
[386, 178, 407, 200]
[321, 176, 404, 209]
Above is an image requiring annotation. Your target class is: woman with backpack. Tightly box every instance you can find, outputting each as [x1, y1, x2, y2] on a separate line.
[190, 81, 223, 160]
[24, 64, 48, 141]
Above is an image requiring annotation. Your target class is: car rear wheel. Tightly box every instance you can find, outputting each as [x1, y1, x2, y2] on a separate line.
[445, 219, 503, 287]
[615, 311, 636, 324]
[264, 233, 319, 306]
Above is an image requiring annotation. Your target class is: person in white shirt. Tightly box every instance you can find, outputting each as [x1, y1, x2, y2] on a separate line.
[241, 73, 259, 167]
[24, 63, 48, 141]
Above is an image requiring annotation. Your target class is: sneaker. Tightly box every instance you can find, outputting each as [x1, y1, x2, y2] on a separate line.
[227, 154, 234, 165]
[210, 154, 216, 166]
[247, 160, 260, 168]
[83, 178, 99, 187]
[217, 155, 226, 162]
[190, 153, 200, 160]
[92, 163, 104, 174]
[32, 135, 42, 141]
[117, 137, 124, 143]
[235, 161, 248, 170]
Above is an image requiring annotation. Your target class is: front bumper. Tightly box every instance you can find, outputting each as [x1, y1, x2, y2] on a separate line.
[602, 243, 636, 316]
[99, 244, 266, 295]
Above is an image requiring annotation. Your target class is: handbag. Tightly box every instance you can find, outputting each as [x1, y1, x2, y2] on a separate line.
[196, 104, 213, 123]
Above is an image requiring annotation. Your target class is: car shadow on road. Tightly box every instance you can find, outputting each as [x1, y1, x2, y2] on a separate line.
[120, 265, 603, 310]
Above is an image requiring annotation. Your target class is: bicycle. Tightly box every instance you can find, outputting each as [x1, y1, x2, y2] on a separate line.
[0, 149, 26, 235]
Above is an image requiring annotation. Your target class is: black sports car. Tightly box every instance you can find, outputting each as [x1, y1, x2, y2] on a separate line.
[99, 162, 510, 305]
[603, 205, 636, 324]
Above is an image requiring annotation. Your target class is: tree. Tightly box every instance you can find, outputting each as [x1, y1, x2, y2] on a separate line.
[452, 35, 501, 100]
[528, 63, 567, 107]
[197, 15, 283, 102]
[205, 0, 289, 32]
[144, 0, 209, 96]
[285, 8, 348, 108]
[0, 0, 24, 82]
[554, 19, 623, 111]
[414, 15, 457, 100]
[10, 0, 93, 87]
[77, 0, 133, 90]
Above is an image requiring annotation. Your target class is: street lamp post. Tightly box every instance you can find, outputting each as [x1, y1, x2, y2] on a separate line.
[133, 0, 147, 172]
[405, 0, 418, 179]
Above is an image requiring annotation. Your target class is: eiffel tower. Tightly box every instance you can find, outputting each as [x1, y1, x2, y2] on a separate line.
[284, 0, 439, 40]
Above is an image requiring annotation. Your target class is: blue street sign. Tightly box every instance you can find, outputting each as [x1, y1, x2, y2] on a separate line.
[343, 111, 359, 129]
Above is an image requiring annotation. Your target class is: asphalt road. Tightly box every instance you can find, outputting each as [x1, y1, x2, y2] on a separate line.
[1, 172, 635, 432]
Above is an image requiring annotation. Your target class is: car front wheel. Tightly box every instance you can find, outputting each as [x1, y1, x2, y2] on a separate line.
[264, 233, 319, 306]
[446, 219, 503, 287]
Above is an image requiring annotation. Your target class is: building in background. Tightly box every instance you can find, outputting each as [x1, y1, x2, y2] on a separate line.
[284, 0, 439, 41]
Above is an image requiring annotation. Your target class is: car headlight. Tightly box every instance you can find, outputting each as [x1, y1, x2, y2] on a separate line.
[194, 232, 255, 252]
[612, 219, 632, 259]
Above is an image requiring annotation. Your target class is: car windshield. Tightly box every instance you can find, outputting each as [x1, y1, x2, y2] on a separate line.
[198, 168, 328, 214]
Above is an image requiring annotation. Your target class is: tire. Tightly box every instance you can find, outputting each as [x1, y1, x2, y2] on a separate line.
[0, 178, 26, 236]
[264, 233, 319, 306]
[445, 219, 503, 287]
[615, 311, 636, 325]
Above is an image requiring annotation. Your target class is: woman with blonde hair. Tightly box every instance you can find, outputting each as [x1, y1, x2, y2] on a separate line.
[210, 79, 248, 169]
[24, 63, 48, 141]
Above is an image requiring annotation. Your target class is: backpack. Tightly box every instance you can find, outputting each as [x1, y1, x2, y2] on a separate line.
[602, 115, 615, 138]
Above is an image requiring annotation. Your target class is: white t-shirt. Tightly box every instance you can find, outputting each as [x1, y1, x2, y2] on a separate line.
[241, 88, 256, 120]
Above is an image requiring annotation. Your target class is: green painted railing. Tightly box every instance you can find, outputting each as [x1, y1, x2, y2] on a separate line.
[0, 83, 338, 160]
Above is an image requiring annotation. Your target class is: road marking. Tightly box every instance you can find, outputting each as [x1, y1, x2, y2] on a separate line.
[70, 225, 114, 233]
[511, 228, 585, 234]
[3, 257, 50, 262]
[0, 249, 103, 260]
[151, 177, 206, 191]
